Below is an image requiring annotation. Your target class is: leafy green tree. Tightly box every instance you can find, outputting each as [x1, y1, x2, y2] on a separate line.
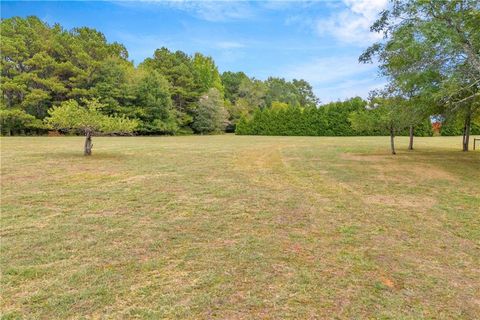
[45, 99, 137, 155]
[398, 95, 434, 150]
[141, 48, 202, 130]
[192, 53, 224, 95]
[90, 57, 135, 115]
[1, 17, 63, 117]
[263, 78, 320, 108]
[350, 95, 408, 154]
[221, 71, 249, 104]
[361, 20, 438, 150]
[440, 114, 480, 136]
[133, 69, 177, 134]
[323, 97, 367, 136]
[226, 97, 253, 128]
[238, 77, 267, 109]
[264, 77, 301, 107]
[192, 88, 228, 134]
[361, 0, 480, 151]
[234, 116, 251, 135]
[270, 101, 289, 111]
[292, 79, 320, 107]
[225, 77, 267, 130]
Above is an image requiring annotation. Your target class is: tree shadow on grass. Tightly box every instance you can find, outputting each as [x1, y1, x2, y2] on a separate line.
[351, 149, 480, 180]
[42, 151, 128, 161]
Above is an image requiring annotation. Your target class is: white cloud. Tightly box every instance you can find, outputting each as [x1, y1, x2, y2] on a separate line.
[316, 0, 387, 46]
[344, 0, 387, 20]
[280, 1, 389, 101]
[215, 41, 246, 49]
[163, 0, 254, 22]
[315, 78, 386, 103]
[261, 0, 315, 10]
[284, 55, 384, 102]
[285, 14, 315, 31]
[285, 56, 376, 85]
[112, 0, 254, 22]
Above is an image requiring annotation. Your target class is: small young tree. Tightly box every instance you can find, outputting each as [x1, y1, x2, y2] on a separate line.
[192, 88, 228, 134]
[45, 99, 137, 155]
[350, 96, 407, 155]
[396, 94, 434, 151]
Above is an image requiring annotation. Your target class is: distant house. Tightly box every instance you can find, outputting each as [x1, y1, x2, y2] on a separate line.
[432, 121, 442, 135]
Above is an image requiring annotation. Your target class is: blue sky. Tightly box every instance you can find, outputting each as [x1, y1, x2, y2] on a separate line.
[1, 0, 388, 102]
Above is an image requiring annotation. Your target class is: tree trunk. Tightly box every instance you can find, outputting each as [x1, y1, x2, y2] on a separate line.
[84, 129, 93, 156]
[408, 125, 414, 150]
[462, 113, 471, 152]
[390, 126, 396, 155]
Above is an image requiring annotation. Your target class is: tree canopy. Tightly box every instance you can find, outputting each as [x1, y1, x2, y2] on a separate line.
[360, 0, 480, 151]
[45, 99, 137, 134]
[45, 99, 137, 155]
[192, 88, 228, 134]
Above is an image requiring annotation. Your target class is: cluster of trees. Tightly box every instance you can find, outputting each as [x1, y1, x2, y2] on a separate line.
[222, 73, 319, 131]
[236, 97, 433, 137]
[357, 0, 480, 152]
[1, 17, 130, 133]
[0, 16, 319, 139]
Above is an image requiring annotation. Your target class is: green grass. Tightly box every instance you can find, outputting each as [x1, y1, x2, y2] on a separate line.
[1, 135, 479, 319]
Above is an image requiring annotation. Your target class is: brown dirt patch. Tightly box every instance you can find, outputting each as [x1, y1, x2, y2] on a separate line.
[380, 276, 395, 288]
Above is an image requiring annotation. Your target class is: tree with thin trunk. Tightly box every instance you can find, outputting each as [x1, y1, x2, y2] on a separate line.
[350, 95, 408, 155]
[408, 125, 414, 150]
[45, 99, 137, 155]
[441, 79, 480, 151]
[400, 94, 434, 151]
[447, 102, 479, 151]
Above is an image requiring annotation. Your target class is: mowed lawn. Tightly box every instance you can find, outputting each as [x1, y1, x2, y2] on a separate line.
[1, 135, 479, 319]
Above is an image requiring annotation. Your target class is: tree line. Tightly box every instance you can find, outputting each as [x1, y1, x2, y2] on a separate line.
[0, 16, 318, 137]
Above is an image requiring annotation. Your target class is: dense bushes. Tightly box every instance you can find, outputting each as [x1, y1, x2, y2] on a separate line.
[236, 97, 433, 137]
[440, 119, 480, 136]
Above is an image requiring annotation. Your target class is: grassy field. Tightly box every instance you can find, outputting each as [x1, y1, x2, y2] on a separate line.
[1, 135, 479, 319]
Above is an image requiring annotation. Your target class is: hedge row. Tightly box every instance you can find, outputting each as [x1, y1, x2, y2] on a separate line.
[236, 98, 433, 137]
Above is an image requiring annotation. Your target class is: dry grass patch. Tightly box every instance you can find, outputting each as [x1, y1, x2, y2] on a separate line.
[364, 194, 437, 209]
[1, 135, 479, 319]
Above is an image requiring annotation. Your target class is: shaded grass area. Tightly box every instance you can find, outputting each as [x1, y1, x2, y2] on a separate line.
[1, 135, 479, 319]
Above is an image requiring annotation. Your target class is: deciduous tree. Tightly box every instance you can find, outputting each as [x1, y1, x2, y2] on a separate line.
[45, 99, 137, 155]
[192, 88, 228, 134]
[361, 0, 480, 151]
[350, 95, 408, 155]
